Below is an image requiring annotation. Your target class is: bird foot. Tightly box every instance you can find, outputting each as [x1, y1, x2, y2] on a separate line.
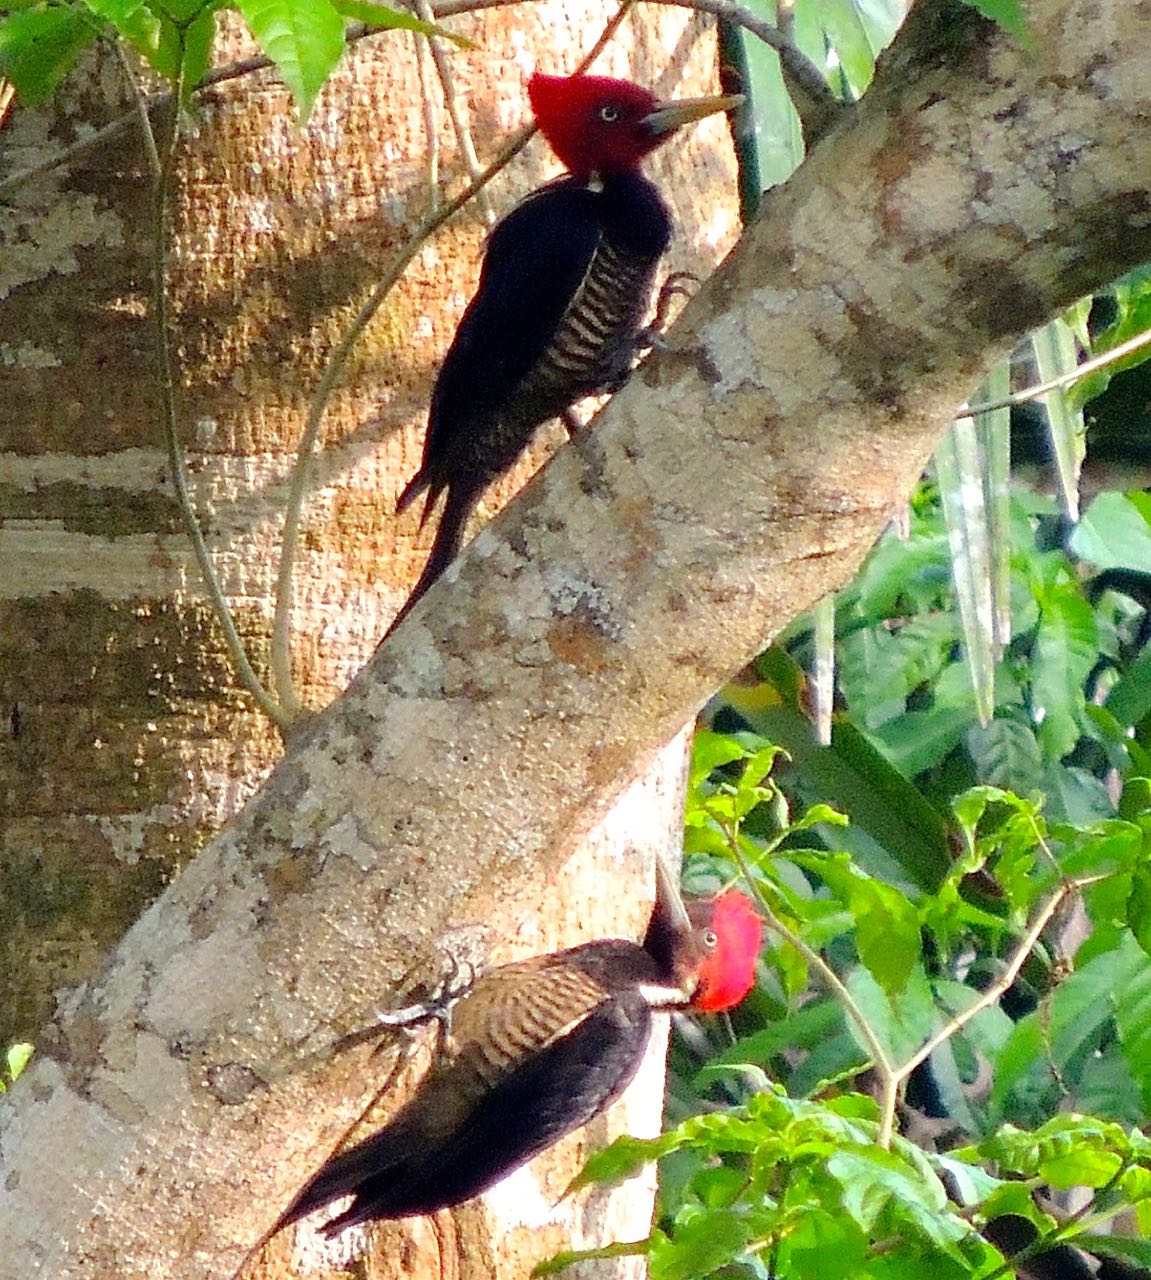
[371, 951, 477, 1053]
[560, 407, 588, 439]
[636, 270, 700, 352]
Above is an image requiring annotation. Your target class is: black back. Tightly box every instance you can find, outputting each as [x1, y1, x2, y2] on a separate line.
[385, 170, 673, 629]
[420, 178, 603, 485]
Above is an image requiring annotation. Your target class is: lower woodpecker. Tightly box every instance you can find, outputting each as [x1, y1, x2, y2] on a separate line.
[275, 880, 761, 1233]
[388, 72, 742, 630]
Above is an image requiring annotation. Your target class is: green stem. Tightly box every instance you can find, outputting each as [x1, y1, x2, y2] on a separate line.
[122, 41, 290, 729]
[721, 822, 897, 1116]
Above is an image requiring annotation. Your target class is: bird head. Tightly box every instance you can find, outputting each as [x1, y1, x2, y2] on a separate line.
[686, 890, 763, 1013]
[645, 860, 762, 1014]
[528, 72, 743, 182]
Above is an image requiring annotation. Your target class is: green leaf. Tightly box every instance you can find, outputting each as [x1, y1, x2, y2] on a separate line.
[735, 6, 804, 191]
[988, 1016, 1048, 1124]
[1071, 266, 1151, 405]
[329, 0, 473, 45]
[1106, 642, 1151, 729]
[1057, 817, 1142, 878]
[567, 1134, 667, 1194]
[1129, 865, 1151, 959]
[533, 1239, 651, 1276]
[776, 1205, 870, 1280]
[978, 1114, 1133, 1187]
[788, 1027, 870, 1096]
[798, 854, 919, 996]
[957, 0, 1032, 46]
[0, 5, 97, 102]
[143, 0, 209, 23]
[845, 962, 935, 1064]
[871, 701, 977, 778]
[930, 1152, 1010, 1208]
[1113, 935, 1151, 1111]
[815, 0, 877, 92]
[935, 979, 1014, 1060]
[690, 730, 751, 790]
[1031, 580, 1098, 759]
[1075, 1235, 1151, 1269]
[989, 938, 1151, 1124]
[178, 5, 215, 96]
[6, 1042, 33, 1081]
[652, 1210, 760, 1280]
[827, 1143, 967, 1254]
[734, 657, 952, 892]
[839, 615, 957, 716]
[1050, 943, 1139, 1063]
[79, 0, 175, 80]
[702, 998, 844, 1081]
[1076, 1041, 1144, 1126]
[855, 530, 952, 619]
[236, 0, 346, 119]
[82, 0, 146, 23]
[966, 719, 1044, 794]
[1071, 491, 1151, 574]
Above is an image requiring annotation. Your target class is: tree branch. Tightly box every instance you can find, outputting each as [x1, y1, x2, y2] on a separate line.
[4, 2, 1151, 1276]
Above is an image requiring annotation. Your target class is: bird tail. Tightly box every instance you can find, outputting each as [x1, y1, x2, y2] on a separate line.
[274, 1123, 411, 1236]
[395, 470, 438, 530]
[384, 486, 475, 638]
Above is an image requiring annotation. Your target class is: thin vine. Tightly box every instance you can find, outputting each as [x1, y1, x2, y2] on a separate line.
[118, 32, 292, 729]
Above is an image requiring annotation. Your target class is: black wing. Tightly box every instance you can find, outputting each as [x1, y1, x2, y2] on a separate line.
[416, 179, 603, 481]
[278, 990, 653, 1233]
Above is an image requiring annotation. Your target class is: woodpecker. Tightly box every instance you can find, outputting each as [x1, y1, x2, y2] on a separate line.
[275, 881, 761, 1233]
[390, 72, 742, 629]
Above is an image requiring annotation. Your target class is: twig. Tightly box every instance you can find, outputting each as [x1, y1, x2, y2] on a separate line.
[719, 776, 1104, 1150]
[721, 825, 896, 1085]
[413, 29, 442, 209]
[119, 42, 289, 729]
[957, 325, 1151, 421]
[891, 881, 1075, 1088]
[266, 123, 535, 716]
[267, 0, 635, 712]
[0, 22, 374, 201]
[429, 0, 840, 144]
[877, 876, 1109, 1147]
[649, 0, 846, 145]
[412, 0, 495, 224]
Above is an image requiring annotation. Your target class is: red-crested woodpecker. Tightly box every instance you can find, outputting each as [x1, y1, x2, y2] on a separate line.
[276, 881, 761, 1233]
[390, 72, 741, 629]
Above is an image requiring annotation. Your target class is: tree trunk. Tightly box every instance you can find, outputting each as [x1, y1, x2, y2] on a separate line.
[0, 4, 737, 1278]
[5, 0, 1151, 1276]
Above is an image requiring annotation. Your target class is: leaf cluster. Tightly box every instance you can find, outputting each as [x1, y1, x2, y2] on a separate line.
[0, 0, 461, 119]
[552, 727, 1151, 1279]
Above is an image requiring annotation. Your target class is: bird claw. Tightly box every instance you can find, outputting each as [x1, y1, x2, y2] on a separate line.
[370, 950, 477, 1055]
[635, 270, 700, 353]
[560, 407, 588, 439]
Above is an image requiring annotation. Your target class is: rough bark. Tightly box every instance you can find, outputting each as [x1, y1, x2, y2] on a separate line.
[0, 0, 732, 1049]
[0, 4, 737, 1277]
[3, 0, 1151, 1275]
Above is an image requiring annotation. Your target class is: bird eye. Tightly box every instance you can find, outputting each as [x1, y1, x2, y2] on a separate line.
[598, 104, 620, 123]
[701, 928, 718, 949]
